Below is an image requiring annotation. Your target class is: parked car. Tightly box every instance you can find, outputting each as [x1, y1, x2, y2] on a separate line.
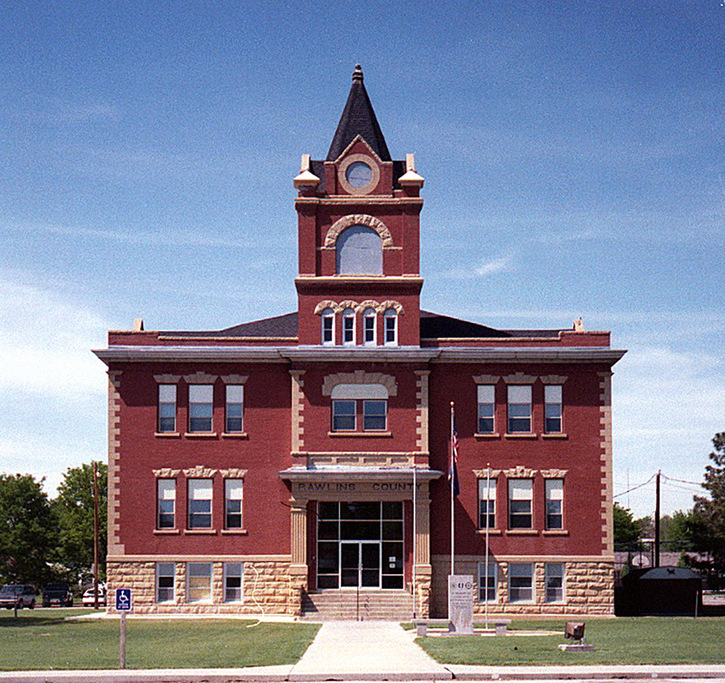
[42, 583, 74, 608]
[0, 584, 36, 609]
[82, 586, 107, 607]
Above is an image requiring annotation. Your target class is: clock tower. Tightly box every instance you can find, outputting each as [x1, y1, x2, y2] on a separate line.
[293, 65, 426, 347]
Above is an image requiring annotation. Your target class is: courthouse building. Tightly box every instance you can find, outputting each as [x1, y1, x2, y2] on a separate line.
[96, 66, 625, 619]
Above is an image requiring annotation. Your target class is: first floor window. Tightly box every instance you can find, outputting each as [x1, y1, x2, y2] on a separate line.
[508, 562, 534, 603]
[158, 384, 176, 433]
[322, 309, 334, 345]
[363, 308, 376, 345]
[225, 384, 244, 433]
[507, 385, 532, 433]
[157, 478, 176, 529]
[362, 399, 387, 431]
[477, 385, 495, 433]
[224, 562, 243, 602]
[187, 562, 212, 603]
[188, 478, 213, 529]
[384, 309, 398, 345]
[189, 384, 213, 432]
[478, 477, 496, 529]
[225, 479, 243, 529]
[545, 562, 565, 603]
[156, 562, 175, 603]
[509, 479, 533, 529]
[478, 560, 497, 602]
[544, 385, 563, 433]
[545, 479, 564, 529]
[342, 309, 355, 345]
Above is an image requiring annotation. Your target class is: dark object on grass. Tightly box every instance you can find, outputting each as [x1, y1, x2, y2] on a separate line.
[616, 566, 702, 616]
[565, 621, 585, 641]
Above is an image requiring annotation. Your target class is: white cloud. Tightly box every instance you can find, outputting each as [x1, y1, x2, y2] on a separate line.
[436, 254, 514, 280]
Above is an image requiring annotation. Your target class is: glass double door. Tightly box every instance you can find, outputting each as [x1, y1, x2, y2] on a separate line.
[341, 541, 380, 588]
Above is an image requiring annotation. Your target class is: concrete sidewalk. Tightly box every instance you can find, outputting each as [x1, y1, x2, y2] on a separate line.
[2, 620, 725, 682]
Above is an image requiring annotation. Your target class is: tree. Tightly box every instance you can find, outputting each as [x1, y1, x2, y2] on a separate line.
[0, 474, 56, 585]
[663, 510, 696, 553]
[690, 432, 725, 587]
[52, 462, 108, 584]
[613, 502, 645, 550]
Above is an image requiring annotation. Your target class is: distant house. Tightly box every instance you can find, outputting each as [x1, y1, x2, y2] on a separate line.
[95, 66, 625, 618]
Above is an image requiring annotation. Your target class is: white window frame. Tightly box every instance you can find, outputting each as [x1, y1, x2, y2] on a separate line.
[478, 478, 496, 529]
[545, 562, 565, 603]
[156, 562, 175, 603]
[331, 384, 389, 433]
[224, 562, 244, 603]
[363, 308, 377, 346]
[383, 309, 398, 346]
[477, 384, 495, 434]
[187, 562, 212, 603]
[224, 479, 243, 529]
[478, 560, 498, 602]
[507, 385, 532, 433]
[544, 384, 563, 433]
[225, 384, 244, 433]
[188, 384, 214, 433]
[158, 384, 177, 433]
[508, 479, 533, 529]
[545, 479, 564, 530]
[321, 308, 335, 346]
[342, 308, 355, 345]
[157, 478, 176, 529]
[188, 478, 213, 529]
[508, 562, 534, 603]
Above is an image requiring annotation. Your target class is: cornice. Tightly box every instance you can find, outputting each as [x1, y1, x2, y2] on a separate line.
[295, 197, 423, 207]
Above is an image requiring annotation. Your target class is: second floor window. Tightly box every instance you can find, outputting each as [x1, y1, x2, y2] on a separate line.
[157, 479, 176, 529]
[225, 385, 244, 433]
[158, 384, 176, 433]
[507, 385, 532, 433]
[189, 384, 213, 432]
[225, 479, 243, 529]
[545, 479, 564, 529]
[477, 385, 495, 433]
[544, 385, 563, 433]
[332, 399, 387, 432]
[508, 478, 533, 529]
[188, 478, 213, 529]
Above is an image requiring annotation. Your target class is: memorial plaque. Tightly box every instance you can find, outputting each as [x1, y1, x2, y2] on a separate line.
[448, 574, 474, 634]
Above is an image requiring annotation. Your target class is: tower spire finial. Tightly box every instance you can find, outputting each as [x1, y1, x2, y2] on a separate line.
[353, 64, 363, 82]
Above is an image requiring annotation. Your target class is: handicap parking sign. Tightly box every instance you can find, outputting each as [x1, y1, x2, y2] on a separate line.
[115, 588, 132, 611]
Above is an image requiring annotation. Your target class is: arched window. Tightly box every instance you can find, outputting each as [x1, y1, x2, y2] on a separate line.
[384, 309, 398, 346]
[336, 225, 382, 275]
[341, 308, 355, 345]
[363, 308, 377, 346]
[321, 308, 334, 345]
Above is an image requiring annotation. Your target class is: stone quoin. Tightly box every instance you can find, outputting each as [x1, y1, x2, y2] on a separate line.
[95, 64, 625, 619]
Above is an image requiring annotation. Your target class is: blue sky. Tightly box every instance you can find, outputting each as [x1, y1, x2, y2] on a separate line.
[0, 1, 722, 517]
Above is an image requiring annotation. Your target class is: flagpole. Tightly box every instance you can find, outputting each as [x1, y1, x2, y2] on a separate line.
[450, 402, 455, 577]
[484, 463, 491, 630]
[412, 460, 417, 619]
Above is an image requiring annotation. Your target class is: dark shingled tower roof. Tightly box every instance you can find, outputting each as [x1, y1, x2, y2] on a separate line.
[326, 65, 391, 162]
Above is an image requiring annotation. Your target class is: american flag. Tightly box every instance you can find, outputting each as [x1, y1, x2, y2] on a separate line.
[449, 403, 460, 497]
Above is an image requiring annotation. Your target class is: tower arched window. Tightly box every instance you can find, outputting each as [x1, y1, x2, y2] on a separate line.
[363, 308, 377, 346]
[336, 225, 382, 275]
[321, 308, 335, 345]
[342, 308, 355, 345]
[384, 309, 398, 346]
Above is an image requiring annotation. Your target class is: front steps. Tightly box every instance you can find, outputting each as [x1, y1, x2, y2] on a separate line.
[301, 589, 414, 621]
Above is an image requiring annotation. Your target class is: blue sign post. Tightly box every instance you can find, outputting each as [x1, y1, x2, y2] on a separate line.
[115, 588, 132, 668]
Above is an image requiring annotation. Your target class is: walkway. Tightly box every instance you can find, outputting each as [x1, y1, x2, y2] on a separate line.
[289, 620, 451, 679]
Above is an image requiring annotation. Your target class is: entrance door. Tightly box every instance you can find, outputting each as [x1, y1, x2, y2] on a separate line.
[340, 541, 380, 588]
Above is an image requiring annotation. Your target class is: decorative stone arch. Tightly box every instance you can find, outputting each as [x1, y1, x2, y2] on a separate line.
[323, 214, 394, 249]
[355, 299, 380, 314]
[322, 371, 398, 397]
[314, 300, 343, 315]
[379, 300, 404, 315]
[338, 299, 359, 311]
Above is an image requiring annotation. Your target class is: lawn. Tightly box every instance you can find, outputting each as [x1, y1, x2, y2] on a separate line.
[415, 618, 725, 665]
[0, 609, 320, 670]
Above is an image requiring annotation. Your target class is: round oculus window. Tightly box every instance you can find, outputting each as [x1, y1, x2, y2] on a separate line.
[345, 161, 373, 189]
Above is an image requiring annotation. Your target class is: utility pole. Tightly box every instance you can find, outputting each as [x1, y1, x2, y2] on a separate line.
[93, 461, 100, 609]
[654, 470, 661, 568]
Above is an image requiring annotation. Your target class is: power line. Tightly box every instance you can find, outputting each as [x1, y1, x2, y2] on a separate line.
[661, 473, 703, 487]
[613, 474, 656, 499]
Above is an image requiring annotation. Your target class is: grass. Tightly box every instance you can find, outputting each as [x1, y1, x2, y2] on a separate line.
[0, 609, 320, 670]
[415, 618, 725, 665]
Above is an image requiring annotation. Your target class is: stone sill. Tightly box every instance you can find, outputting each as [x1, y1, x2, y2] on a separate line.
[155, 432, 181, 438]
[185, 432, 218, 439]
[542, 433, 568, 439]
[474, 433, 500, 440]
[221, 529, 248, 535]
[327, 431, 393, 438]
[222, 432, 248, 439]
[543, 530, 569, 536]
[504, 433, 537, 439]
[153, 529, 180, 535]
[506, 530, 539, 536]
[475, 529, 502, 536]
[185, 529, 217, 535]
